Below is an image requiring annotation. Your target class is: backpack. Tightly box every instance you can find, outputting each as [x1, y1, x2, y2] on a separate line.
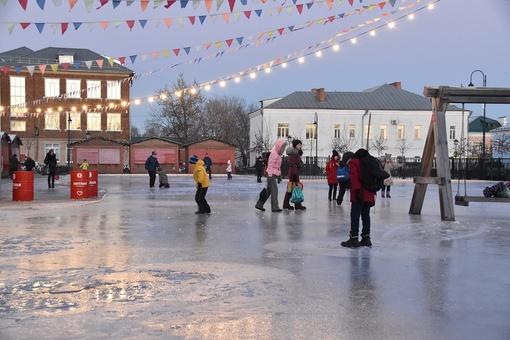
[336, 165, 349, 182]
[359, 155, 390, 192]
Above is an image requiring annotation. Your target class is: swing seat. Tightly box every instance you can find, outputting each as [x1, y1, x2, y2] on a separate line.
[455, 195, 510, 206]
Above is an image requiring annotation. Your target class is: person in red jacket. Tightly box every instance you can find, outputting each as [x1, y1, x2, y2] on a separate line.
[341, 148, 375, 248]
[325, 150, 340, 201]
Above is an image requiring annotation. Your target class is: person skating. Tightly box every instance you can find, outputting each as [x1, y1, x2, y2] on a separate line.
[190, 155, 211, 214]
[255, 139, 287, 212]
[325, 150, 340, 201]
[341, 148, 375, 248]
[283, 139, 306, 210]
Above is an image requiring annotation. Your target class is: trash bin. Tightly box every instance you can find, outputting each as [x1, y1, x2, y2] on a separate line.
[88, 170, 98, 197]
[70, 170, 89, 199]
[12, 171, 34, 201]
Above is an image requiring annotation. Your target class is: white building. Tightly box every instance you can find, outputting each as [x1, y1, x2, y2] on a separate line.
[249, 82, 468, 165]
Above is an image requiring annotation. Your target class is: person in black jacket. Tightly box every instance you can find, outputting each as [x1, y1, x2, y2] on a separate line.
[145, 151, 160, 188]
[9, 154, 20, 179]
[24, 154, 36, 171]
[44, 149, 57, 188]
[255, 156, 264, 183]
[203, 153, 212, 179]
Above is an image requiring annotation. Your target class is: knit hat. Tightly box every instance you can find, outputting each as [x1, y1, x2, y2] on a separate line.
[292, 139, 302, 148]
[332, 150, 339, 158]
[189, 154, 199, 164]
[342, 151, 354, 163]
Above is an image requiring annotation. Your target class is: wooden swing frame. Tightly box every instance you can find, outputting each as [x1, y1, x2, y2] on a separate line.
[409, 86, 510, 221]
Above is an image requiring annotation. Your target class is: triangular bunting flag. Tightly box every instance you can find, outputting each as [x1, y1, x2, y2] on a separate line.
[228, 0, 234, 12]
[173, 48, 180, 56]
[35, 23, 45, 33]
[126, 20, 135, 30]
[20, 23, 30, 29]
[199, 15, 206, 24]
[222, 13, 230, 23]
[151, 52, 159, 59]
[184, 47, 191, 54]
[100, 21, 109, 30]
[180, 0, 188, 8]
[73, 22, 82, 30]
[84, 0, 93, 12]
[18, 0, 28, 10]
[162, 50, 170, 57]
[14, 66, 22, 74]
[2, 66, 10, 75]
[217, 0, 224, 10]
[255, 9, 262, 17]
[36, 0, 45, 10]
[129, 55, 137, 64]
[244, 10, 251, 19]
[108, 58, 115, 66]
[113, 0, 121, 8]
[226, 39, 233, 47]
[236, 37, 243, 45]
[296, 4, 303, 14]
[27, 65, 35, 76]
[205, 0, 212, 12]
[38, 64, 46, 75]
[73, 61, 81, 70]
[61, 22, 69, 34]
[164, 18, 172, 28]
[96, 60, 104, 69]
[84, 60, 93, 69]
[188, 16, 196, 25]
[141, 0, 149, 11]
[119, 57, 126, 65]
[50, 64, 59, 72]
[277, 28, 285, 35]
[139, 19, 147, 28]
[165, 0, 176, 8]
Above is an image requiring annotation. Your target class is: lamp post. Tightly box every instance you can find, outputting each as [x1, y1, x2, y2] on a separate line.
[468, 70, 487, 178]
[313, 112, 318, 173]
[67, 114, 72, 170]
[453, 139, 459, 179]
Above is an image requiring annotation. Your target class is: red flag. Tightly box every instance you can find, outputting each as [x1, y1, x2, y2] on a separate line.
[126, 20, 135, 30]
[61, 22, 69, 34]
[296, 4, 303, 14]
[348, 0, 353, 5]
[119, 57, 126, 65]
[164, 0, 176, 8]
[20, 23, 31, 29]
[18, 0, 28, 10]
[244, 11, 251, 19]
[228, 0, 235, 12]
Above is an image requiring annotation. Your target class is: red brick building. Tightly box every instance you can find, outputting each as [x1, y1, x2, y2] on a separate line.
[0, 46, 134, 170]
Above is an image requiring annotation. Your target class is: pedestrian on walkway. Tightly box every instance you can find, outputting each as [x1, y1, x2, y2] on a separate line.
[23, 154, 35, 171]
[145, 151, 160, 188]
[255, 139, 287, 212]
[190, 154, 211, 214]
[80, 159, 89, 170]
[341, 148, 374, 248]
[283, 139, 306, 210]
[337, 151, 354, 205]
[203, 153, 212, 179]
[226, 160, 232, 180]
[44, 149, 57, 188]
[325, 150, 340, 201]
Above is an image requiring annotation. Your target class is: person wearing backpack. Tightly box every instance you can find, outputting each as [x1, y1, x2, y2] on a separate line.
[325, 150, 340, 201]
[341, 148, 375, 248]
[337, 151, 354, 205]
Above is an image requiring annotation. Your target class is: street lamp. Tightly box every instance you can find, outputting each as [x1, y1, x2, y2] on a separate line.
[86, 131, 92, 140]
[468, 70, 487, 171]
[313, 112, 318, 172]
[67, 114, 72, 170]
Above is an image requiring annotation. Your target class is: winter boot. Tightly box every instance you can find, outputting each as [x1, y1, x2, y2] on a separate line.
[386, 191, 391, 198]
[295, 202, 307, 210]
[381, 191, 385, 198]
[359, 235, 372, 247]
[283, 191, 295, 210]
[255, 200, 265, 212]
[341, 235, 360, 248]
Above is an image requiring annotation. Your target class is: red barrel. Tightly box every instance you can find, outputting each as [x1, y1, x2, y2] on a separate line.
[70, 170, 89, 199]
[88, 170, 98, 197]
[12, 171, 34, 201]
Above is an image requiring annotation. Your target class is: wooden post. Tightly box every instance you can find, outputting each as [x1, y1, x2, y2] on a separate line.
[409, 97, 455, 221]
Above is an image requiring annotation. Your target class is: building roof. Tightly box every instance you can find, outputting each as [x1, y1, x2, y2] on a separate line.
[468, 116, 501, 133]
[265, 84, 463, 111]
[0, 46, 133, 74]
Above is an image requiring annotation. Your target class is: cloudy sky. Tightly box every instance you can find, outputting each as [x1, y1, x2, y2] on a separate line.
[1, 0, 509, 130]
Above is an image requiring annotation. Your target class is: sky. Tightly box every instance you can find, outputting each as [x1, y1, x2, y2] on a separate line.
[1, 0, 509, 131]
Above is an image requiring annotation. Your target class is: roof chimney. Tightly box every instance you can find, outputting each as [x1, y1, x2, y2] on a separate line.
[390, 82, 402, 89]
[498, 116, 507, 126]
[314, 87, 325, 102]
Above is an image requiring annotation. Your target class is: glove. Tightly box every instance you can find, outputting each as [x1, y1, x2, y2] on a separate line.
[198, 183, 202, 189]
[277, 175, 282, 184]
[355, 189, 362, 202]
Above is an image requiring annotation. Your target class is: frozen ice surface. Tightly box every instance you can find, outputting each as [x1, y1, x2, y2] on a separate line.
[0, 174, 509, 339]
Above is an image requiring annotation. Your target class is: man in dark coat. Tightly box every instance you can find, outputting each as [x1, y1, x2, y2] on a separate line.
[24, 154, 36, 171]
[9, 154, 20, 179]
[145, 151, 160, 188]
[44, 149, 57, 188]
[255, 156, 264, 183]
[203, 153, 212, 179]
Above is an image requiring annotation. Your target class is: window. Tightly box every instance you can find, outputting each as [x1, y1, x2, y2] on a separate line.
[66, 79, 81, 98]
[45, 111, 60, 130]
[59, 55, 74, 64]
[379, 125, 387, 139]
[87, 80, 101, 99]
[349, 124, 356, 139]
[397, 125, 405, 139]
[10, 76, 25, 107]
[67, 112, 81, 130]
[107, 80, 121, 99]
[334, 124, 341, 139]
[449, 125, 456, 140]
[44, 78, 60, 97]
[414, 125, 422, 140]
[306, 123, 317, 140]
[364, 124, 372, 140]
[45, 144, 60, 163]
[277, 123, 289, 139]
[87, 112, 101, 131]
[107, 113, 121, 131]
[10, 120, 26, 131]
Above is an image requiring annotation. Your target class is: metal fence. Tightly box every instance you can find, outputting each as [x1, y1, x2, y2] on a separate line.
[237, 156, 510, 181]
